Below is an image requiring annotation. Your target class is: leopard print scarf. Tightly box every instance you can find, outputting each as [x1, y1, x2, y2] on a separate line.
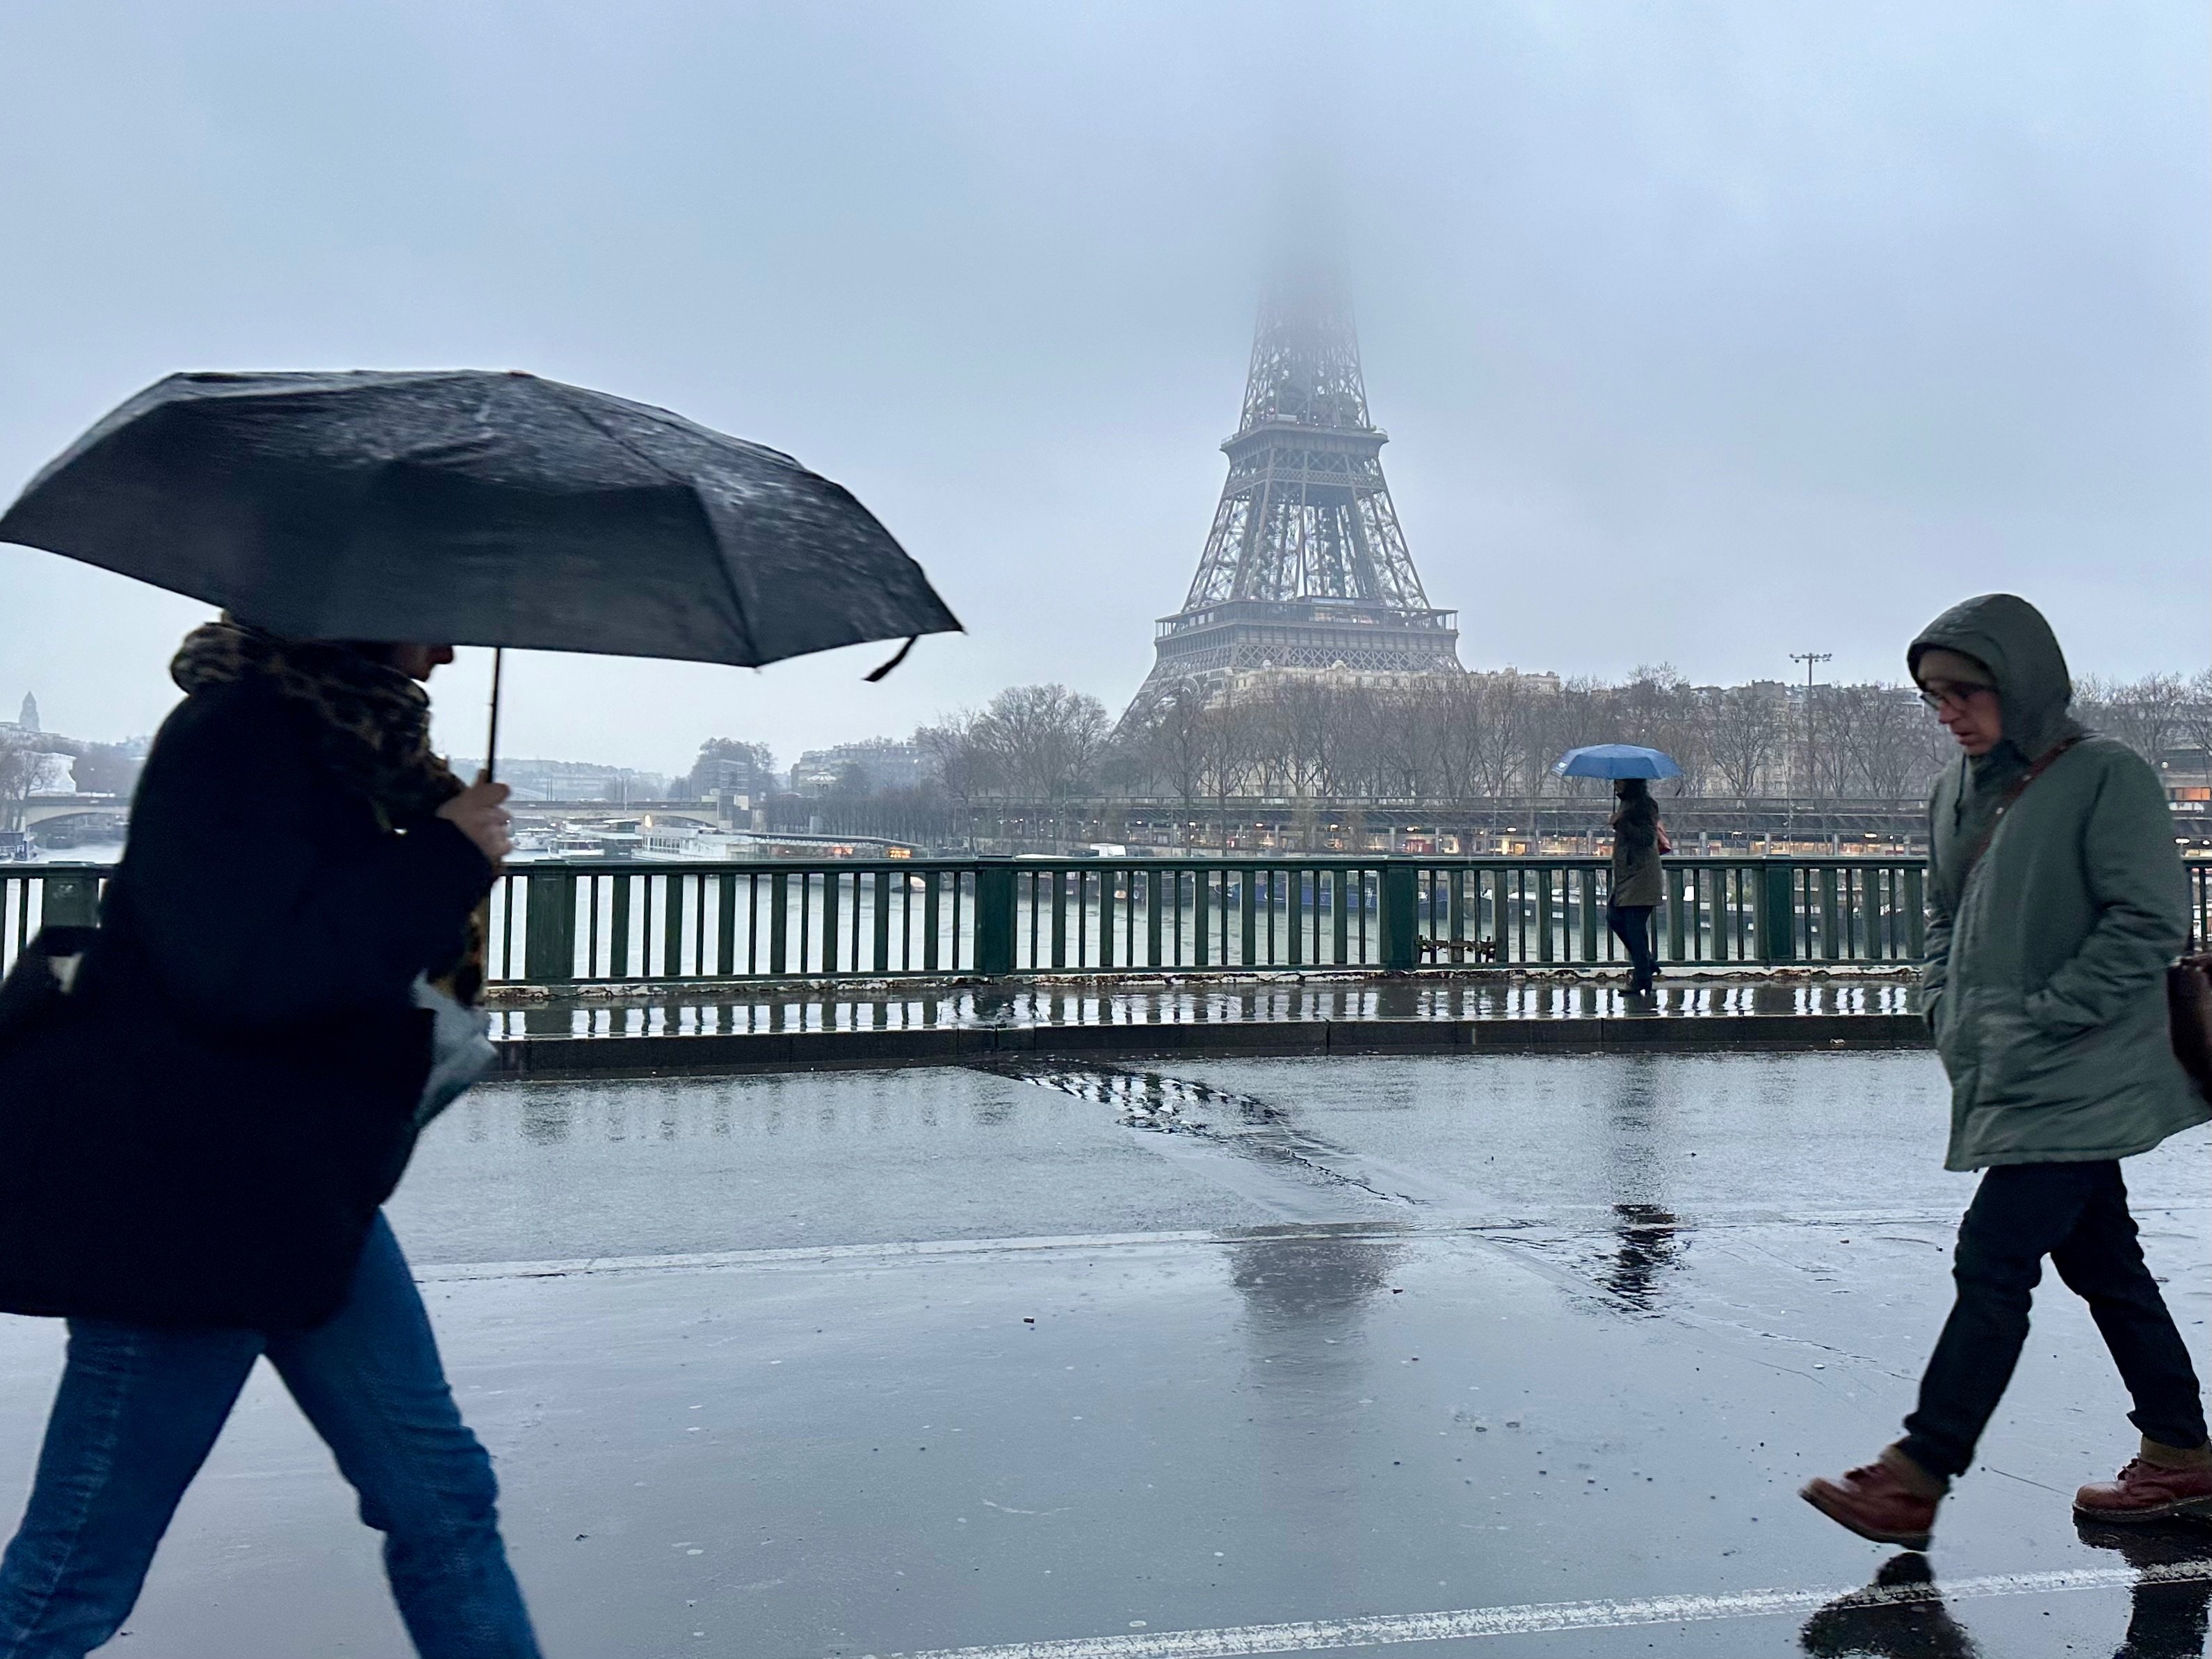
[170, 618, 484, 1001]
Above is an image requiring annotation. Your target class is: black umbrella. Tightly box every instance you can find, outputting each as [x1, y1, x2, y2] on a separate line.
[0, 369, 961, 767]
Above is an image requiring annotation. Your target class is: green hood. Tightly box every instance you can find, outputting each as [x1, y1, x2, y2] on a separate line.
[1907, 592, 2081, 761]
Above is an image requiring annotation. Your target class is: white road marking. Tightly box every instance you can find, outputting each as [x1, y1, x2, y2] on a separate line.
[413, 1227, 1403, 1282]
[412, 1208, 2083, 1284]
[855, 1562, 2212, 1659]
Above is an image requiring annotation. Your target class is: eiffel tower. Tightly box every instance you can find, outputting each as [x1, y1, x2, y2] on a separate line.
[1128, 281, 1461, 714]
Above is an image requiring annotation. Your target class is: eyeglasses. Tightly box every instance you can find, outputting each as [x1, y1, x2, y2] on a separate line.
[1918, 680, 1994, 714]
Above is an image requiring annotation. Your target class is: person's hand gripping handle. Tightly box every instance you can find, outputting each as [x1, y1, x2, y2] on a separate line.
[438, 779, 514, 867]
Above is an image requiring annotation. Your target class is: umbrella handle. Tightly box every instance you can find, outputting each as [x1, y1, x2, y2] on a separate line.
[480, 647, 503, 786]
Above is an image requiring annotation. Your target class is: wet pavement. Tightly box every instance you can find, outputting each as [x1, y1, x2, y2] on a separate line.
[0, 1051, 2204, 1657]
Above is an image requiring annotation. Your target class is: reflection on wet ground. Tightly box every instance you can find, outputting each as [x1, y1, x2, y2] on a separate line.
[1798, 1553, 1985, 1658]
[488, 975, 1921, 1038]
[1797, 1528, 2212, 1659]
[1606, 1202, 1684, 1309]
[2072, 1523, 2212, 1659]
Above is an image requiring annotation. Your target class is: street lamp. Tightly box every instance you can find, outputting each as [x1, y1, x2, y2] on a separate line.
[1789, 652, 1832, 836]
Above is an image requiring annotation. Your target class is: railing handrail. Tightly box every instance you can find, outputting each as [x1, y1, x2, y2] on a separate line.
[1, 851, 1934, 877]
[12, 855, 2211, 989]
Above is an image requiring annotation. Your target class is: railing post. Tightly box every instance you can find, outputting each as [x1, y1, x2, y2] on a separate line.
[611, 874, 635, 978]
[1380, 859, 1418, 972]
[716, 874, 738, 976]
[523, 870, 576, 982]
[1759, 858, 1797, 964]
[975, 859, 1016, 977]
[1535, 867, 1555, 964]
[38, 871, 102, 929]
[662, 874, 686, 977]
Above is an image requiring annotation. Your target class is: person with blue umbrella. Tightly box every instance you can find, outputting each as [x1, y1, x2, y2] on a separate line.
[1554, 745, 1680, 996]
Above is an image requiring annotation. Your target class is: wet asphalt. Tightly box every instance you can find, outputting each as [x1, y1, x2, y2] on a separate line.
[0, 1051, 2204, 1657]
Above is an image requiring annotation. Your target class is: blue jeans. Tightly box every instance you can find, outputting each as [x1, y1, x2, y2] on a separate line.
[0, 1215, 540, 1658]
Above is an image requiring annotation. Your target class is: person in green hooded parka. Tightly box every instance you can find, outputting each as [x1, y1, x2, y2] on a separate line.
[1803, 594, 2211, 1550]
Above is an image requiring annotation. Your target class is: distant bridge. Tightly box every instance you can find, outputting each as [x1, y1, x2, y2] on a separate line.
[10, 796, 129, 841]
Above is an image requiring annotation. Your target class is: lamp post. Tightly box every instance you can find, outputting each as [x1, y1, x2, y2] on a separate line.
[1789, 652, 1832, 834]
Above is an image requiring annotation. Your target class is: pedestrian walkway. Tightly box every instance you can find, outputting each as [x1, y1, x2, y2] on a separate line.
[3, 1051, 2198, 1656]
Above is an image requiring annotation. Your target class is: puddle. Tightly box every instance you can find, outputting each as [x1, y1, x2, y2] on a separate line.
[978, 1058, 1414, 1208]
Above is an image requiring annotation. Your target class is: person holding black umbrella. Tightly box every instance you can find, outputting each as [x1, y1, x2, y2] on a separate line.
[0, 366, 960, 1656]
[0, 618, 535, 1658]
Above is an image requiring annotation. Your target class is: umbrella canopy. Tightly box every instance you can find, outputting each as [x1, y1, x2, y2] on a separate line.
[1553, 743, 1682, 780]
[0, 370, 959, 667]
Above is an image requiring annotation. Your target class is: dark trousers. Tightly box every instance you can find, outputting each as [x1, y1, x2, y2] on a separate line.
[1899, 1161, 2207, 1482]
[1607, 903, 1656, 989]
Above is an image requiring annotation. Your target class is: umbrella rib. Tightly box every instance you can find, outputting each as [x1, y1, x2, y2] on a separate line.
[542, 379, 764, 665]
[579, 389, 801, 472]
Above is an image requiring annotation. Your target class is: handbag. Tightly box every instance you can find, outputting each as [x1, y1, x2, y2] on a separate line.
[2169, 947, 2212, 1101]
[4, 928, 490, 1127]
[409, 975, 498, 1130]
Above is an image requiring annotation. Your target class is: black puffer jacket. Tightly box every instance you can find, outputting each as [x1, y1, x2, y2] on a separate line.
[0, 679, 490, 1327]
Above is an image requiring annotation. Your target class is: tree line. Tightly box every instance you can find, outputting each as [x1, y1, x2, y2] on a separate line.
[894, 667, 2212, 814]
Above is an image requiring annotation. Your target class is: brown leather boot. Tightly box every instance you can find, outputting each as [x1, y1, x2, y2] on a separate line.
[1800, 1444, 1945, 1550]
[2073, 1436, 2212, 1523]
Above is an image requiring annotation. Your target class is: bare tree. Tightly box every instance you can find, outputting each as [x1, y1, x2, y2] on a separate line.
[0, 734, 50, 832]
[1132, 682, 1212, 843]
[914, 710, 1000, 845]
[2177, 670, 2212, 792]
[1253, 677, 1341, 799]
[1467, 672, 1531, 798]
[1702, 683, 1783, 800]
[1200, 690, 1259, 850]
[2081, 673, 2191, 770]
[975, 684, 1110, 800]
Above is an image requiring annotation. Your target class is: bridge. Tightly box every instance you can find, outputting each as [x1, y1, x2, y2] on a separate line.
[4, 794, 128, 845]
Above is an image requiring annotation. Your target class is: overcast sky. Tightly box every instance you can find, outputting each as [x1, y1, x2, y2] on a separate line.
[1, 1, 2204, 775]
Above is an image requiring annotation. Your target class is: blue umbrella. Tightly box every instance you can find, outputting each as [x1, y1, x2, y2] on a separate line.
[1553, 743, 1681, 780]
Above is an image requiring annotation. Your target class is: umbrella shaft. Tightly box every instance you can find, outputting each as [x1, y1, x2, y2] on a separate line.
[482, 649, 503, 784]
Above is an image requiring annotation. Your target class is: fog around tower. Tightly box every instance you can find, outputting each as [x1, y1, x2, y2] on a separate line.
[0, 1, 2203, 774]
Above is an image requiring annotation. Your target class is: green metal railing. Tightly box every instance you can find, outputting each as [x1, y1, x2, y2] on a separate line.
[5, 855, 1964, 985]
[12, 854, 2209, 985]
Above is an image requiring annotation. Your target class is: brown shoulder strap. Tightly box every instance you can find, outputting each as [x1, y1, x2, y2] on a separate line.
[1956, 736, 2081, 884]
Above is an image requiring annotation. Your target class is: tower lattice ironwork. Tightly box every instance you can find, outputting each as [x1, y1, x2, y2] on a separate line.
[1128, 283, 1460, 715]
